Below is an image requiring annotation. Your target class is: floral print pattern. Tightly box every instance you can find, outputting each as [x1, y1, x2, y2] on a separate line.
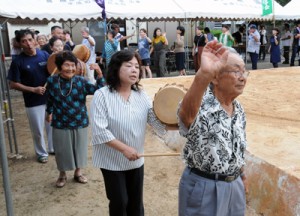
[178, 87, 247, 175]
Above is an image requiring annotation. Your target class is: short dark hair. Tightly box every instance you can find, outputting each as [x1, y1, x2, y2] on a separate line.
[63, 29, 71, 36]
[51, 26, 62, 33]
[140, 28, 147, 34]
[284, 23, 290, 29]
[111, 24, 120, 30]
[153, 27, 162, 38]
[222, 25, 230, 30]
[239, 26, 245, 32]
[107, 30, 116, 38]
[55, 51, 78, 71]
[272, 27, 280, 34]
[49, 36, 63, 47]
[106, 50, 142, 92]
[15, 29, 34, 43]
[177, 26, 185, 36]
[204, 27, 210, 33]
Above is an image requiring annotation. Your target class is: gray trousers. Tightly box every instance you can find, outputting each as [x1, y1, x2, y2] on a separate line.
[26, 105, 53, 157]
[179, 167, 246, 216]
[53, 127, 88, 171]
[153, 50, 166, 77]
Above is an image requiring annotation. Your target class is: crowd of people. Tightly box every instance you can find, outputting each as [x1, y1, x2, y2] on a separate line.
[10, 21, 299, 80]
[7, 27, 250, 215]
[6, 20, 300, 216]
[221, 21, 300, 70]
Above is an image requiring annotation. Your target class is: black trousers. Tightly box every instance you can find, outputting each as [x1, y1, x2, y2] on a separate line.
[259, 45, 266, 60]
[101, 165, 144, 216]
[290, 45, 300, 66]
[249, 52, 259, 70]
[283, 46, 290, 63]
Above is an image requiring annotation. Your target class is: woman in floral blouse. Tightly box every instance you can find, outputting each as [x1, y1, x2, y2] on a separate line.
[46, 51, 105, 188]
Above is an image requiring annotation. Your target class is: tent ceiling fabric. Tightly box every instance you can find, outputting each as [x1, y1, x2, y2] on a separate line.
[105, 0, 183, 21]
[0, 0, 299, 22]
[105, 0, 300, 21]
[0, 0, 103, 21]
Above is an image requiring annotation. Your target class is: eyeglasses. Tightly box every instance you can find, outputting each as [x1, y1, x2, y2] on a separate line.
[225, 70, 250, 78]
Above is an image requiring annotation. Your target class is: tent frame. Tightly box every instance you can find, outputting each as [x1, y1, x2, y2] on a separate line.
[0, 19, 14, 216]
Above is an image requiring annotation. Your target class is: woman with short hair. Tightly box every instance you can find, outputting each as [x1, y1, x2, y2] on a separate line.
[91, 50, 168, 216]
[46, 51, 105, 188]
[175, 26, 186, 76]
[150, 27, 168, 77]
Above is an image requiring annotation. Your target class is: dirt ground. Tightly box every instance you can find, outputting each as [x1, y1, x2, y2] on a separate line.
[2, 70, 289, 215]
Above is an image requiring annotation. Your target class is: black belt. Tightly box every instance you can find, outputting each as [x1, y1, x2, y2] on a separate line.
[190, 168, 240, 183]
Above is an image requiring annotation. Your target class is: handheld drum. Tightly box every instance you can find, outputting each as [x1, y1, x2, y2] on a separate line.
[153, 83, 188, 126]
[72, 44, 91, 63]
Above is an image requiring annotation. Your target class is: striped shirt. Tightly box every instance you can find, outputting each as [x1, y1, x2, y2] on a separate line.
[91, 86, 166, 171]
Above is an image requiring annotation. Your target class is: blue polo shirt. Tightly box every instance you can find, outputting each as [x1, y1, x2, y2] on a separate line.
[7, 49, 50, 107]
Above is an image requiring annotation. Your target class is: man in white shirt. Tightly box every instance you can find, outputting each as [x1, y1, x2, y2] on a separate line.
[247, 24, 261, 70]
[81, 26, 96, 84]
[111, 24, 135, 51]
[281, 23, 292, 64]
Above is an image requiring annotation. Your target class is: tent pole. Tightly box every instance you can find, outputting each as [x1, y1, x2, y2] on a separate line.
[272, 0, 275, 28]
[0, 107, 14, 216]
[0, 24, 14, 216]
[0, 23, 12, 154]
[245, 20, 248, 66]
[0, 24, 19, 156]
[0, 23, 19, 157]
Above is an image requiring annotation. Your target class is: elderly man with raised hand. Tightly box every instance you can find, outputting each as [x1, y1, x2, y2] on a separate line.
[178, 40, 249, 216]
[81, 26, 97, 84]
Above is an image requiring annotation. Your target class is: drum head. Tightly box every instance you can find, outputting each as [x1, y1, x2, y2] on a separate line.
[47, 53, 58, 75]
[72, 44, 91, 63]
[153, 84, 187, 126]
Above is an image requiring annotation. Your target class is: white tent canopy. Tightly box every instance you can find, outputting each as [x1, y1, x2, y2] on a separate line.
[274, 0, 300, 20]
[0, 0, 299, 22]
[0, 0, 103, 21]
[105, 0, 299, 21]
[175, 0, 277, 20]
[105, 0, 184, 21]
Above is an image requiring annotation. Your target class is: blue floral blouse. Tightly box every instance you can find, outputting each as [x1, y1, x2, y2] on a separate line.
[46, 74, 105, 129]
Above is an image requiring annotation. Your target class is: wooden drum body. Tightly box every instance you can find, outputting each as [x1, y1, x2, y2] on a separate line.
[72, 44, 91, 63]
[153, 83, 188, 126]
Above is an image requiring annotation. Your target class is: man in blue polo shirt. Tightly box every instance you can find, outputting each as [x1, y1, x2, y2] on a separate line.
[7, 29, 53, 163]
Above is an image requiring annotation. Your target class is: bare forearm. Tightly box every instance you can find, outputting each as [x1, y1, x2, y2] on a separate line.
[87, 37, 95, 46]
[164, 37, 169, 46]
[107, 139, 139, 160]
[107, 139, 129, 153]
[150, 47, 154, 55]
[10, 81, 35, 93]
[179, 71, 212, 128]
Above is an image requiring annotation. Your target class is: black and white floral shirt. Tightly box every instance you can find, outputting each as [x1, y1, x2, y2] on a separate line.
[178, 86, 247, 175]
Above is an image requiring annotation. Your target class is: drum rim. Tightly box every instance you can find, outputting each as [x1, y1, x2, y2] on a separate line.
[153, 83, 187, 125]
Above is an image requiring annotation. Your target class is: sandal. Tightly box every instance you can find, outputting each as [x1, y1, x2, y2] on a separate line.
[74, 175, 88, 184]
[56, 176, 67, 188]
[37, 156, 48, 164]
